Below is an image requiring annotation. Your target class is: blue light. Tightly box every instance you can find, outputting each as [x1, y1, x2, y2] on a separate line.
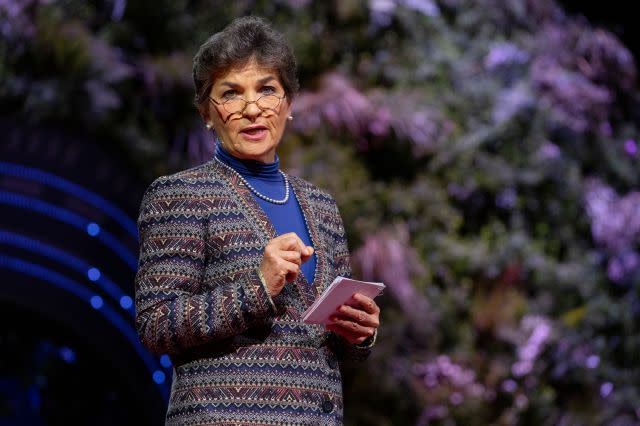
[87, 267, 101, 281]
[90, 295, 103, 309]
[0, 232, 132, 317]
[0, 162, 138, 238]
[160, 354, 172, 368]
[86, 222, 101, 236]
[28, 385, 41, 411]
[0, 192, 138, 270]
[153, 370, 166, 384]
[0, 255, 170, 401]
[120, 295, 133, 309]
[59, 347, 76, 363]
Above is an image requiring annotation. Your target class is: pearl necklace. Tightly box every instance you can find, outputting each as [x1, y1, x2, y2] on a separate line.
[215, 157, 290, 204]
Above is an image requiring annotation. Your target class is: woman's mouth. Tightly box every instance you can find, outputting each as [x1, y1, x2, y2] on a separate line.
[240, 125, 268, 141]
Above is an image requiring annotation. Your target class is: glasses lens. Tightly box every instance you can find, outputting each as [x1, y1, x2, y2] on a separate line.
[223, 99, 245, 114]
[221, 95, 282, 114]
[257, 95, 281, 110]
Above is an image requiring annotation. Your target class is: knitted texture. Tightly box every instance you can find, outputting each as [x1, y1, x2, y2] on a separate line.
[135, 160, 373, 425]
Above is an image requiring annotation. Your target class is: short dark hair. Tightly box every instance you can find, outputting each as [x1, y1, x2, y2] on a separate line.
[192, 16, 299, 108]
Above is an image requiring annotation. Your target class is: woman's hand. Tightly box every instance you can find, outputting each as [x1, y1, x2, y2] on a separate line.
[325, 293, 380, 345]
[260, 232, 314, 297]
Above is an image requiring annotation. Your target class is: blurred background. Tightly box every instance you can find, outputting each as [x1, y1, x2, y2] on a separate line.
[1, 0, 639, 425]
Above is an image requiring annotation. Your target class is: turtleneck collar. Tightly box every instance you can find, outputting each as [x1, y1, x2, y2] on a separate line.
[215, 143, 281, 181]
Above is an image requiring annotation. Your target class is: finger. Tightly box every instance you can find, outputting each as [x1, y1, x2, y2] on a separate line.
[279, 250, 302, 265]
[301, 245, 314, 261]
[350, 293, 380, 315]
[263, 258, 299, 280]
[325, 323, 359, 343]
[334, 305, 379, 328]
[280, 259, 300, 282]
[274, 232, 306, 252]
[271, 233, 314, 258]
[326, 321, 374, 345]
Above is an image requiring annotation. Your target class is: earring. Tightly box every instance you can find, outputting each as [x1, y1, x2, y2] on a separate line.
[287, 115, 293, 121]
[206, 123, 213, 130]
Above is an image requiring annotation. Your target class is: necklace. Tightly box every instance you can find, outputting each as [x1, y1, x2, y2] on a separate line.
[215, 157, 290, 204]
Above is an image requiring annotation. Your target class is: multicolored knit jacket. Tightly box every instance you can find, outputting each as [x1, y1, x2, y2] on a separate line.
[135, 160, 375, 425]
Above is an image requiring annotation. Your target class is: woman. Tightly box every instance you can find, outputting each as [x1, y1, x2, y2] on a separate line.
[135, 16, 380, 425]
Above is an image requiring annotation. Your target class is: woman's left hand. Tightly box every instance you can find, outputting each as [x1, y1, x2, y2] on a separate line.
[325, 293, 380, 345]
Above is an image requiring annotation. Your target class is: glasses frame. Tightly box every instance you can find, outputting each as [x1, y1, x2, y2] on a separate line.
[208, 93, 286, 115]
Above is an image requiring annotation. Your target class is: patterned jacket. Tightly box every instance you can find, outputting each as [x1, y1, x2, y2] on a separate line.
[135, 160, 374, 425]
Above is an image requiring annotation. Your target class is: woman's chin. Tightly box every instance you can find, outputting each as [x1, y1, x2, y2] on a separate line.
[232, 145, 276, 162]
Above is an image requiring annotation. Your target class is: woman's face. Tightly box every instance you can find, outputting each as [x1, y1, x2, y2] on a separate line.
[204, 59, 292, 163]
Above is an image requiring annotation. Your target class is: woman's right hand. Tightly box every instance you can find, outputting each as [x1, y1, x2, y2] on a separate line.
[260, 232, 314, 297]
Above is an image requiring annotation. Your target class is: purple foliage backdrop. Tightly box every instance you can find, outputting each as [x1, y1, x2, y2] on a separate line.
[1, 0, 639, 424]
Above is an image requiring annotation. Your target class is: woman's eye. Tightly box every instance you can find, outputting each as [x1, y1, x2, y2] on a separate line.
[261, 86, 276, 95]
[222, 90, 237, 99]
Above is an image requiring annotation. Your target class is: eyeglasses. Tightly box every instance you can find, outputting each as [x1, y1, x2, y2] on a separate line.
[209, 93, 285, 115]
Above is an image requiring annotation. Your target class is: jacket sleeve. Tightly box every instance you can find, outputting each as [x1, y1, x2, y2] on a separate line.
[329, 199, 377, 361]
[134, 177, 277, 356]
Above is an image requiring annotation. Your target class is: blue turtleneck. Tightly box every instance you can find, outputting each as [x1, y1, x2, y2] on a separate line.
[215, 144, 316, 284]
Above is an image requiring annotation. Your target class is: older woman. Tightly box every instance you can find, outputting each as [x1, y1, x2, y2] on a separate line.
[135, 16, 380, 425]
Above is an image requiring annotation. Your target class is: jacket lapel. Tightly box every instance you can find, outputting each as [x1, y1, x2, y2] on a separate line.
[289, 177, 327, 302]
[209, 160, 323, 309]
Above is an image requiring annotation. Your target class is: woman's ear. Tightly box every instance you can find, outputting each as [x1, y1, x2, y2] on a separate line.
[197, 102, 215, 130]
[285, 98, 293, 119]
[198, 102, 209, 123]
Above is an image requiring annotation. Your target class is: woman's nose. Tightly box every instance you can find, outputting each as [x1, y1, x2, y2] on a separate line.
[242, 98, 262, 118]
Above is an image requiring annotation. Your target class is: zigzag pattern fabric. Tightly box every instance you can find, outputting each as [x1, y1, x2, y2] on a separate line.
[135, 160, 373, 425]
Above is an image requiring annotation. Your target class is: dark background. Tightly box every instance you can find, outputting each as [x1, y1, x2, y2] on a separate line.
[560, 1, 639, 64]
